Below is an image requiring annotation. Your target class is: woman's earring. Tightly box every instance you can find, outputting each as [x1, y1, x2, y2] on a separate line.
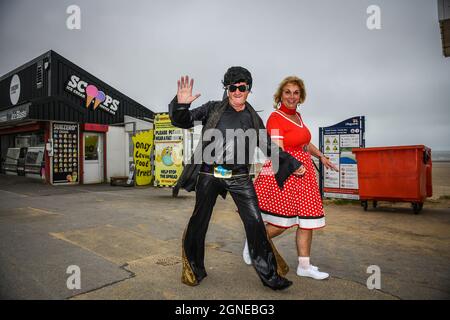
[296, 103, 301, 109]
[277, 102, 281, 109]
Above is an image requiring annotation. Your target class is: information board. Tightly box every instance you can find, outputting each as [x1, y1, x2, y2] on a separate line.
[319, 116, 365, 199]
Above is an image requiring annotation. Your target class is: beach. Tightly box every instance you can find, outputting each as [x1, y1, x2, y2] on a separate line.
[431, 161, 450, 199]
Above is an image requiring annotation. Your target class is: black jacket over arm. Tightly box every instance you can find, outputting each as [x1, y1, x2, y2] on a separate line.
[168, 96, 302, 194]
[169, 98, 213, 128]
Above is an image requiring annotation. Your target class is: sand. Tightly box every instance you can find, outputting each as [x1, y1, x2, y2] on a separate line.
[431, 161, 450, 199]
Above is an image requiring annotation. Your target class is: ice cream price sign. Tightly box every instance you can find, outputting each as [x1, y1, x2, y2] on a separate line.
[51, 122, 79, 184]
[65, 75, 119, 115]
[319, 116, 365, 200]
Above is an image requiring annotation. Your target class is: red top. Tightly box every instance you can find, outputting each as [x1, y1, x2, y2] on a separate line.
[267, 111, 311, 149]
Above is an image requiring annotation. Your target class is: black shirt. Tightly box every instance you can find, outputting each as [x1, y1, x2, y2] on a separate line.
[204, 104, 255, 171]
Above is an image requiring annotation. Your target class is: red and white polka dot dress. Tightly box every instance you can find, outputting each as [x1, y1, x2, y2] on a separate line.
[254, 111, 325, 229]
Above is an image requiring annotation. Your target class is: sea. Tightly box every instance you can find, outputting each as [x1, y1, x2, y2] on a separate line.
[432, 150, 450, 162]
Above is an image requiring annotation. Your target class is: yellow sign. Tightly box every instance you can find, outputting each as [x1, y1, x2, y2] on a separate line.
[132, 130, 154, 186]
[154, 113, 183, 187]
[154, 113, 184, 142]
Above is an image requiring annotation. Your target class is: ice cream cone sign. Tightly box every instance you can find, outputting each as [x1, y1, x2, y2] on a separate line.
[85, 85, 98, 108]
[93, 99, 101, 110]
[85, 95, 95, 107]
[93, 91, 106, 110]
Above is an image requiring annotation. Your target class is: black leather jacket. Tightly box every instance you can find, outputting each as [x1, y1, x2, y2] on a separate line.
[168, 96, 302, 195]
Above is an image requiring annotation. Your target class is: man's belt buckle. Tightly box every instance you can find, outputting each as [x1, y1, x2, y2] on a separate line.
[213, 165, 232, 179]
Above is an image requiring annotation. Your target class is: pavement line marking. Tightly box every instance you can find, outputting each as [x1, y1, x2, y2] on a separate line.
[62, 189, 137, 198]
[0, 189, 29, 198]
[49, 231, 120, 265]
[91, 191, 138, 197]
[27, 207, 59, 215]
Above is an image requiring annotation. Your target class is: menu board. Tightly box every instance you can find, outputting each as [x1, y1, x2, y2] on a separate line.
[52, 123, 79, 184]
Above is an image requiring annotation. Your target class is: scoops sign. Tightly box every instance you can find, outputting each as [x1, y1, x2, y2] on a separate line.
[66, 75, 119, 115]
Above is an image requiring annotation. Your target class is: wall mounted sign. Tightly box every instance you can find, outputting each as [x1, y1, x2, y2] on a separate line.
[10, 74, 21, 105]
[51, 122, 79, 184]
[0, 103, 30, 123]
[65, 75, 120, 115]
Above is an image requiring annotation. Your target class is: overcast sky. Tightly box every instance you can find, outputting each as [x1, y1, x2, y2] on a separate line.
[1, 0, 449, 150]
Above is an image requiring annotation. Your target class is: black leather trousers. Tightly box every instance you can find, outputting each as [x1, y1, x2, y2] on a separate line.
[182, 173, 281, 287]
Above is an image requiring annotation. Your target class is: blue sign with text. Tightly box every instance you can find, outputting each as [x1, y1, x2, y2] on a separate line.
[319, 116, 365, 200]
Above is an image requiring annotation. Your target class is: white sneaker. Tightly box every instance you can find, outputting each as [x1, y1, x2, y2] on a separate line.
[243, 240, 252, 265]
[296, 265, 329, 280]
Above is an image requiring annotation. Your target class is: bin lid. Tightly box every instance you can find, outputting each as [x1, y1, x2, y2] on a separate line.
[352, 145, 428, 152]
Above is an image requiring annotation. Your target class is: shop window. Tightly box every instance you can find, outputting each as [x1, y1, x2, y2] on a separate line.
[15, 135, 31, 148]
[84, 135, 99, 160]
[36, 132, 45, 146]
[14, 132, 45, 148]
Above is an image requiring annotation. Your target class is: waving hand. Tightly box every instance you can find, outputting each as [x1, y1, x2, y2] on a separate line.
[177, 75, 201, 104]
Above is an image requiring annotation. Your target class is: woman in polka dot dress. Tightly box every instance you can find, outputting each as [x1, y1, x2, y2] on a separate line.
[243, 76, 339, 280]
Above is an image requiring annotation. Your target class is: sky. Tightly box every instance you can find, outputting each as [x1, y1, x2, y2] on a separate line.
[1, 0, 449, 150]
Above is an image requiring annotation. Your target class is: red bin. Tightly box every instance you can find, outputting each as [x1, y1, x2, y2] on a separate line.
[352, 145, 432, 214]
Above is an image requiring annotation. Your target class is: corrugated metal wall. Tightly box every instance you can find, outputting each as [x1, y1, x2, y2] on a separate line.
[50, 51, 154, 124]
[28, 97, 84, 123]
[0, 58, 50, 111]
[1, 50, 154, 124]
[0, 134, 16, 163]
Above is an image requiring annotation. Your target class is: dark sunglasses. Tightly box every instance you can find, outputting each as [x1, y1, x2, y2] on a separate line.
[227, 84, 249, 92]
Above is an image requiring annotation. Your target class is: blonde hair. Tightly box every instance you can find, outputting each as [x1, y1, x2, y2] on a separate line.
[273, 76, 306, 109]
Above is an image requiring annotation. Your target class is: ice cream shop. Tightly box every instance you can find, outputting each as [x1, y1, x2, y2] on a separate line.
[0, 50, 155, 185]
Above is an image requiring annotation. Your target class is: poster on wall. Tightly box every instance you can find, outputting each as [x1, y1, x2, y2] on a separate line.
[319, 116, 365, 200]
[153, 113, 183, 187]
[52, 122, 79, 184]
[132, 130, 154, 186]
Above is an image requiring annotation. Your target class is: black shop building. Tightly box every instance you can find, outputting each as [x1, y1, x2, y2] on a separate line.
[0, 50, 155, 184]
